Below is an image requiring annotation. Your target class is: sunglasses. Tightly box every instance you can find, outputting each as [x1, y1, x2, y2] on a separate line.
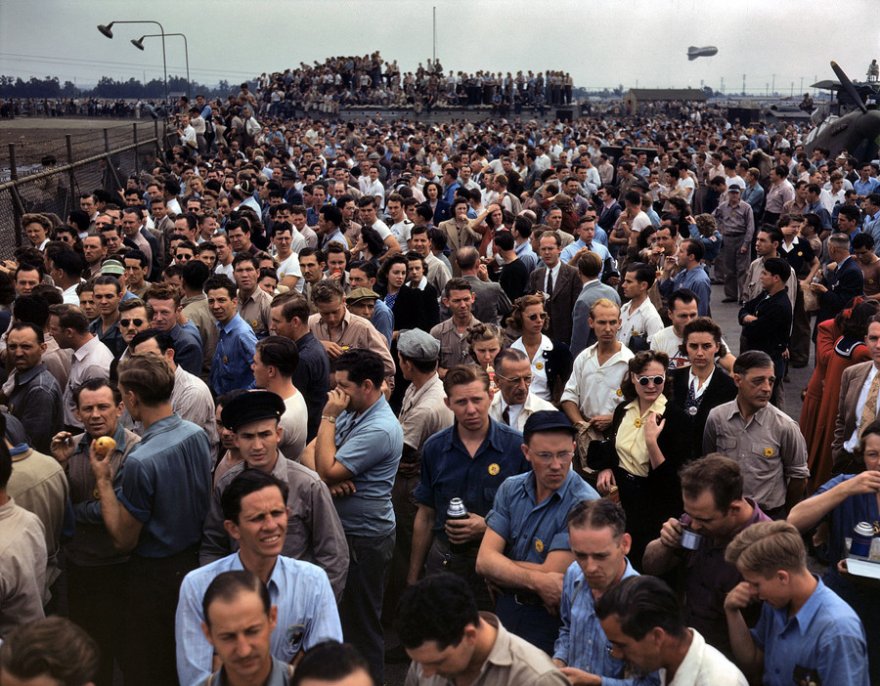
[120, 318, 145, 327]
[636, 375, 665, 386]
[527, 313, 548, 321]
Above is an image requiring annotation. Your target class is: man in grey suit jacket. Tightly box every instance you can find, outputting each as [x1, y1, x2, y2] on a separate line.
[569, 252, 621, 358]
[456, 247, 512, 326]
[526, 232, 582, 344]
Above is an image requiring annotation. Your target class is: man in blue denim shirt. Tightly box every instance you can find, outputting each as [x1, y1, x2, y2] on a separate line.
[724, 521, 869, 686]
[409, 365, 528, 610]
[476, 411, 598, 655]
[553, 499, 659, 685]
[309, 348, 402, 685]
[206, 275, 257, 395]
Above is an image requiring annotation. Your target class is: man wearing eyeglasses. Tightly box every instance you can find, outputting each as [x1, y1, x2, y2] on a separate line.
[489, 348, 555, 432]
[476, 410, 598, 655]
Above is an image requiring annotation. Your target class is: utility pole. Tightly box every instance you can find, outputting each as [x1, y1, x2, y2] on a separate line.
[720, 76, 725, 94]
[800, 76, 804, 94]
[772, 73, 776, 94]
[742, 73, 746, 96]
[432, 6, 436, 65]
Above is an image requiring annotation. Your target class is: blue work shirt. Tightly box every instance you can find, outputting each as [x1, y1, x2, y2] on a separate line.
[751, 577, 869, 686]
[554, 559, 659, 685]
[175, 553, 341, 686]
[115, 413, 212, 558]
[415, 420, 528, 540]
[210, 314, 257, 396]
[169, 323, 204, 377]
[371, 298, 394, 347]
[560, 239, 612, 272]
[333, 396, 403, 537]
[659, 266, 712, 316]
[485, 469, 598, 564]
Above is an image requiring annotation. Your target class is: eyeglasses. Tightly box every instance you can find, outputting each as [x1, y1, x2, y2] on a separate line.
[636, 375, 665, 386]
[527, 313, 548, 321]
[530, 450, 575, 463]
[495, 374, 533, 385]
[120, 318, 145, 327]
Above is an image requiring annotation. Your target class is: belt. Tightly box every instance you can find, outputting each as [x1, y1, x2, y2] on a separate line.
[501, 589, 544, 606]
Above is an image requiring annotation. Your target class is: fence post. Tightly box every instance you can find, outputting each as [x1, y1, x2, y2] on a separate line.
[8, 144, 23, 247]
[65, 134, 77, 212]
[133, 123, 140, 176]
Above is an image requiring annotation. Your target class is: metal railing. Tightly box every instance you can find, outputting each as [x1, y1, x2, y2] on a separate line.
[0, 120, 173, 259]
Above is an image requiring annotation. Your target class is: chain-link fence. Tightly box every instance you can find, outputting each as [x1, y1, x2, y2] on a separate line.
[0, 120, 174, 259]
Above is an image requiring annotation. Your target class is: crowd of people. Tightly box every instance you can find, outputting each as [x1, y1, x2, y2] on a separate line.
[2, 84, 880, 686]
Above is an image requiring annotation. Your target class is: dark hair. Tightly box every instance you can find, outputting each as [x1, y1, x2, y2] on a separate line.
[624, 262, 656, 288]
[852, 232, 875, 251]
[93, 274, 122, 294]
[271, 291, 310, 324]
[680, 454, 744, 512]
[397, 573, 480, 650]
[130, 328, 173, 354]
[181, 259, 210, 291]
[335, 348, 385, 388]
[0, 616, 99, 686]
[48, 304, 90, 335]
[256, 336, 299, 378]
[681, 317, 727, 357]
[838, 204, 862, 224]
[202, 570, 271, 629]
[620, 350, 669, 401]
[13, 294, 50, 328]
[443, 277, 473, 298]
[493, 230, 515, 252]
[567, 498, 627, 538]
[221, 469, 289, 523]
[682, 238, 704, 262]
[840, 300, 880, 339]
[594, 576, 686, 639]
[204, 274, 237, 299]
[291, 642, 373, 686]
[8, 321, 44, 345]
[669, 288, 698, 311]
[762, 256, 791, 282]
[577, 252, 602, 278]
[733, 350, 774, 375]
[443, 364, 490, 396]
[51, 249, 85, 278]
[319, 204, 343, 226]
[74, 377, 122, 407]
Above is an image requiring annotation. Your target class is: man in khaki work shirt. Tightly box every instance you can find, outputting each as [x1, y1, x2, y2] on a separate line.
[307, 280, 395, 381]
[233, 254, 272, 336]
[430, 278, 480, 378]
[398, 573, 568, 686]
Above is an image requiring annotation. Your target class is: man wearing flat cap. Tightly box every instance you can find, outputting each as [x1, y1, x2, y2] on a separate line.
[476, 410, 599, 655]
[385, 329, 454, 627]
[199, 389, 349, 600]
[713, 183, 755, 303]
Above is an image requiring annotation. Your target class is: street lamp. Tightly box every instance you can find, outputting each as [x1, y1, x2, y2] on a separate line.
[132, 32, 189, 99]
[97, 20, 168, 104]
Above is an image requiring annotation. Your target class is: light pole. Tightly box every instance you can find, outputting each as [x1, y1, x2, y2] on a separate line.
[132, 33, 189, 99]
[97, 20, 167, 104]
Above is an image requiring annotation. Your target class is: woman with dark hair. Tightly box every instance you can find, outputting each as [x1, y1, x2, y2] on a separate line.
[420, 181, 450, 225]
[669, 317, 737, 461]
[354, 223, 385, 264]
[377, 253, 439, 412]
[592, 350, 691, 567]
[802, 299, 879, 491]
[508, 294, 572, 403]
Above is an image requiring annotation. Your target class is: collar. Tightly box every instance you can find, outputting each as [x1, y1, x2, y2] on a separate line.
[625, 394, 667, 416]
[688, 366, 714, 392]
[15, 363, 47, 386]
[772, 576, 827, 636]
[74, 335, 102, 362]
[724, 400, 769, 425]
[521, 467, 578, 504]
[10, 443, 32, 461]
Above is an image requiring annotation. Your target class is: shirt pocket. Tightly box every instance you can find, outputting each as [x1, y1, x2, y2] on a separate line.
[750, 441, 780, 477]
[715, 435, 738, 456]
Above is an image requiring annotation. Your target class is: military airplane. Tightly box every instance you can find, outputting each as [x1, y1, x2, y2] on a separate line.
[804, 61, 880, 164]
[687, 46, 718, 61]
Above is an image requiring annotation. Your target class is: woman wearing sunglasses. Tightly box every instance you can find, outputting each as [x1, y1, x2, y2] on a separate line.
[593, 350, 691, 568]
[508, 294, 572, 403]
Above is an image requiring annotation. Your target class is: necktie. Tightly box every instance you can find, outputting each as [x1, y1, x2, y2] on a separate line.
[859, 373, 880, 435]
[502, 405, 511, 427]
[546, 268, 554, 295]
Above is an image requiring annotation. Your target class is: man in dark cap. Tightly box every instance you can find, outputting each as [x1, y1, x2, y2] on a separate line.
[475, 410, 599, 654]
[200, 389, 348, 599]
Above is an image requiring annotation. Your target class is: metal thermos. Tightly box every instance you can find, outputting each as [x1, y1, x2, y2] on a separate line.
[850, 521, 875, 557]
[447, 498, 469, 554]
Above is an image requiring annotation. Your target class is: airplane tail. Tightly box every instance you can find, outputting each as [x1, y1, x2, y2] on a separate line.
[688, 47, 698, 61]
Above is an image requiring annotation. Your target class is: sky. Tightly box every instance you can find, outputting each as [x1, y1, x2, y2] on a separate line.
[1, 0, 878, 96]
